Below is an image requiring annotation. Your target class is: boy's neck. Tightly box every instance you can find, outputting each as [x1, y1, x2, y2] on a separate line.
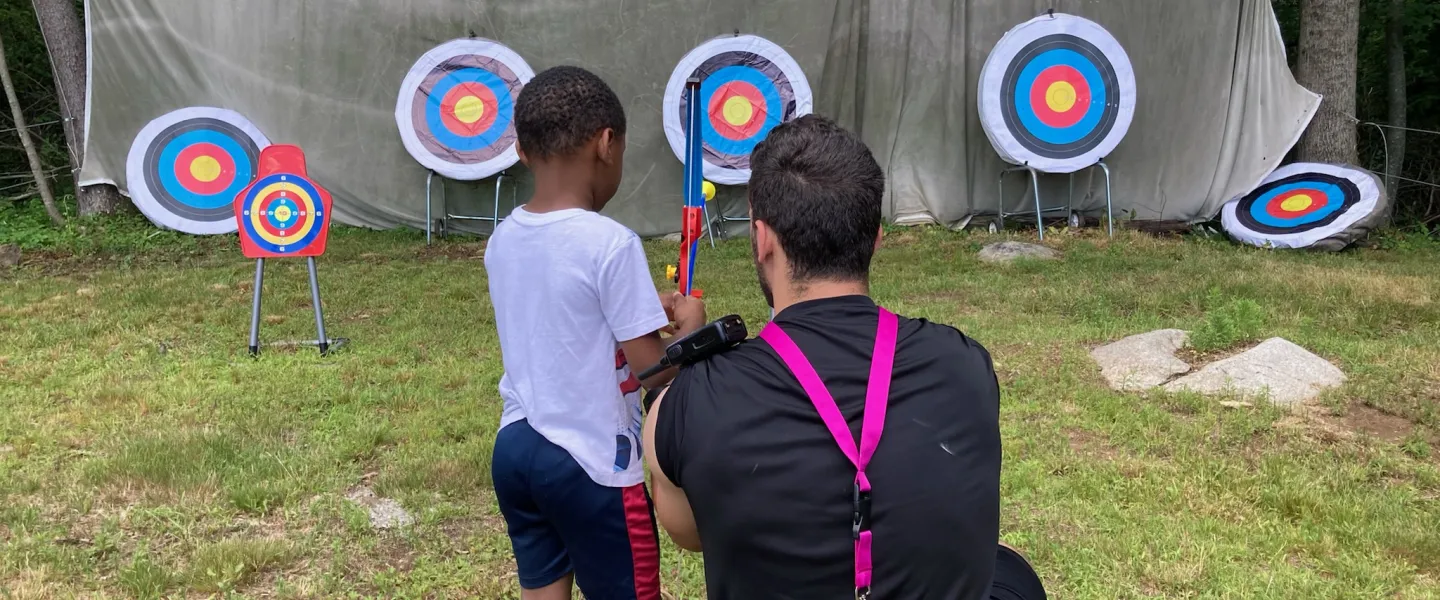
[525, 162, 597, 213]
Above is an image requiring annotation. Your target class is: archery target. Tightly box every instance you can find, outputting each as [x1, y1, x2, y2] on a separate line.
[1221, 163, 1384, 249]
[239, 174, 326, 255]
[663, 35, 813, 185]
[125, 107, 269, 235]
[979, 13, 1136, 173]
[396, 38, 534, 181]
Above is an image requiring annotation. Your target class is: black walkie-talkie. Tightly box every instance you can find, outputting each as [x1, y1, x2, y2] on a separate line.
[638, 314, 747, 381]
[638, 315, 747, 410]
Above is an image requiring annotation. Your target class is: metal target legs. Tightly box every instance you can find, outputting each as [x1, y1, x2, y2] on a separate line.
[994, 161, 1115, 240]
[247, 257, 340, 357]
[426, 170, 516, 244]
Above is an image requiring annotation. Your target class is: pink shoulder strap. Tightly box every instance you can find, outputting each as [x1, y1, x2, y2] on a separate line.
[759, 306, 898, 597]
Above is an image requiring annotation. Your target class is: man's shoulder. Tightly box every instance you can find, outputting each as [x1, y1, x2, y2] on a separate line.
[895, 313, 992, 361]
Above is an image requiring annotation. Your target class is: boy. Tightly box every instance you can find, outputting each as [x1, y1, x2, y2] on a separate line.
[485, 66, 706, 600]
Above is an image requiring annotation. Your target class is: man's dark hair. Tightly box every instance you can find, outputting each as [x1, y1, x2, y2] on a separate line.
[749, 114, 884, 282]
[514, 66, 627, 160]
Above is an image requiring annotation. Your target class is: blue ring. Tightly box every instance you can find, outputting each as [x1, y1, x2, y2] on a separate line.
[240, 173, 325, 255]
[156, 129, 254, 210]
[424, 67, 514, 152]
[264, 197, 300, 230]
[1246, 181, 1346, 228]
[697, 65, 785, 156]
[1012, 48, 1108, 146]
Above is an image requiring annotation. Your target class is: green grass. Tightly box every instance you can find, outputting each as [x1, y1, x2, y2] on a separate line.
[1, 221, 1439, 598]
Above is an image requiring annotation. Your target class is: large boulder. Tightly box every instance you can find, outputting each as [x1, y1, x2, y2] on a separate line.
[1162, 338, 1345, 406]
[1090, 329, 1192, 392]
[978, 241, 1059, 263]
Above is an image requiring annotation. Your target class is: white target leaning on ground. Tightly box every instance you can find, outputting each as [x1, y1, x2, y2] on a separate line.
[395, 38, 535, 181]
[662, 34, 814, 186]
[125, 107, 270, 235]
[1221, 162, 1387, 250]
[978, 13, 1137, 174]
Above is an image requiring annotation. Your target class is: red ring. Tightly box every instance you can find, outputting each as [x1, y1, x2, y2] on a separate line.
[439, 82, 500, 138]
[173, 143, 236, 195]
[257, 189, 311, 239]
[707, 81, 768, 140]
[1265, 188, 1330, 219]
[1028, 65, 1091, 129]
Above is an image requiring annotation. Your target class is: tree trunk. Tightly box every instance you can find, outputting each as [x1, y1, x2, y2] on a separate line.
[1384, 0, 1406, 201]
[0, 34, 65, 226]
[1294, 0, 1360, 165]
[32, 0, 126, 216]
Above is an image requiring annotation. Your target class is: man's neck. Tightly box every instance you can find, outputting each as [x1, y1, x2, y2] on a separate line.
[772, 279, 870, 315]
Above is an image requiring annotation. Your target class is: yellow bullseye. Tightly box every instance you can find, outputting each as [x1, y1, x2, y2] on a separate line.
[273, 205, 293, 222]
[1045, 81, 1078, 113]
[189, 156, 222, 183]
[454, 95, 486, 124]
[722, 96, 754, 127]
[1280, 194, 1314, 212]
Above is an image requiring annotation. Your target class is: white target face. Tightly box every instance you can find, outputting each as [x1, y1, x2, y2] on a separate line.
[1221, 163, 1382, 249]
[662, 35, 814, 186]
[396, 38, 535, 181]
[978, 13, 1137, 173]
[125, 107, 270, 235]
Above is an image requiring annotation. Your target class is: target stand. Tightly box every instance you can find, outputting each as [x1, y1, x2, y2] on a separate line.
[979, 11, 1134, 239]
[424, 169, 517, 244]
[995, 161, 1114, 240]
[234, 145, 344, 356]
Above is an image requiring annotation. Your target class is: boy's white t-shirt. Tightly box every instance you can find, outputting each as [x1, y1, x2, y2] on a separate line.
[485, 206, 669, 488]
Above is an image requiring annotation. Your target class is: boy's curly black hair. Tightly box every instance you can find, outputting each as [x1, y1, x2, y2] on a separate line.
[514, 66, 627, 161]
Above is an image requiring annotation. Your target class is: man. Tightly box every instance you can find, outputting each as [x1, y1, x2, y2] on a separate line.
[642, 115, 1044, 599]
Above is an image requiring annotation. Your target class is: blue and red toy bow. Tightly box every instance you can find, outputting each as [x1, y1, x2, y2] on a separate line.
[667, 77, 710, 298]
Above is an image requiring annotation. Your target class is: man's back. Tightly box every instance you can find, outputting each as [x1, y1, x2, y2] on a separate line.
[653, 295, 1002, 599]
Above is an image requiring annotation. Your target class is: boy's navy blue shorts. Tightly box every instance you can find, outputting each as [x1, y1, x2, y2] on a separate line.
[491, 419, 661, 599]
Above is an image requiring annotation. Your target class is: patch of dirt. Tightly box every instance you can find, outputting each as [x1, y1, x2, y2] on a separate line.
[1341, 405, 1416, 443]
[1063, 427, 1122, 461]
[414, 241, 486, 261]
[1174, 344, 1249, 369]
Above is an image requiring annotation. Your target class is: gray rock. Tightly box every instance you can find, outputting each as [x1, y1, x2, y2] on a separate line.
[345, 486, 414, 530]
[1163, 338, 1345, 406]
[0, 244, 19, 268]
[1090, 329, 1192, 391]
[660, 232, 684, 243]
[978, 241, 1060, 263]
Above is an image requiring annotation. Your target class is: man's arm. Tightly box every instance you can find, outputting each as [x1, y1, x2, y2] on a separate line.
[642, 386, 701, 552]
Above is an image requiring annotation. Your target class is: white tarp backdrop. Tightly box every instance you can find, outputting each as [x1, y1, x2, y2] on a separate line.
[80, 0, 1319, 236]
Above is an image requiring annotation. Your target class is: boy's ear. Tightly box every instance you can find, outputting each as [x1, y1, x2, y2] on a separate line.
[516, 146, 529, 167]
[597, 128, 618, 165]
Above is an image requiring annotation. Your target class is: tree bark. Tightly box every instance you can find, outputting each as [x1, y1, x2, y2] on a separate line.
[1295, 0, 1360, 165]
[1384, 0, 1406, 200]
[32, 0, 126, 216]
[0, 34, 65, 226]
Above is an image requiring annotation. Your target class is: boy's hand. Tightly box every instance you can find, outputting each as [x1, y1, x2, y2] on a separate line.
[670, 292, 707, 337]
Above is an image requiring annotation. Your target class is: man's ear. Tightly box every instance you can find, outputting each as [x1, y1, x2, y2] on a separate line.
[874, 225, 884, 254]
[596, 128, 617, 165]
[754, 219, 776, 261]
[516, 146, 529, 167]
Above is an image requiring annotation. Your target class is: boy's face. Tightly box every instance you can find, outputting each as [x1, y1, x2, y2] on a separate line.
[592, 130, 626, 211]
